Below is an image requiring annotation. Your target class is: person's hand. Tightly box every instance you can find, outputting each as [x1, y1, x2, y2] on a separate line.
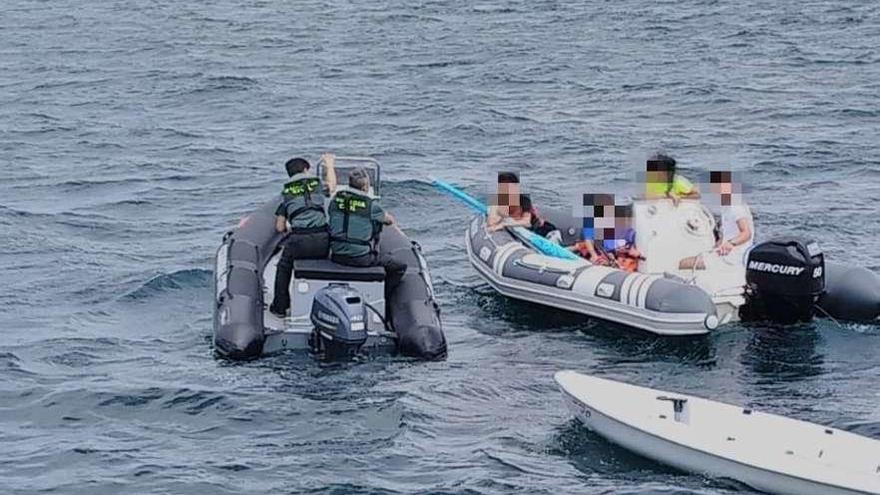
[717, 241, 735, 256]
[669, 192, 681, 207]
[322, 153, 335, 168]
[385, 212, 396, 225]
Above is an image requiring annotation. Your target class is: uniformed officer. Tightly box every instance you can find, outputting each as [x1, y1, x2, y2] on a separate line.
[327, 166, 406, 297]
[269, 156, 334, 317]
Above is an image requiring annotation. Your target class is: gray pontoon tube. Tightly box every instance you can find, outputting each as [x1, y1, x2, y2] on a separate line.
[214, 198, 447, 360]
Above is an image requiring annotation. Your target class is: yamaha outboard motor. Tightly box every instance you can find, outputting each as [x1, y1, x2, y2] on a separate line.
[310, 284, 369, 359]
[740, 237, 825, 324]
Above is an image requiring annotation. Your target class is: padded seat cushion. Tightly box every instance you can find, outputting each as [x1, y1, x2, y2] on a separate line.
[293, 259, 385, 282]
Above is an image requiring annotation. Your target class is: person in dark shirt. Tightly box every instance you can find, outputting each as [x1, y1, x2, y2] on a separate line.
[269, 156, 333, 317]
[518, 194, 562, 244]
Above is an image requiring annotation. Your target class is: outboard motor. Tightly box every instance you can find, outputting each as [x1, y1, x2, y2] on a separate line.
[740, 237, 825, 324]
[310, 284, 369, 359]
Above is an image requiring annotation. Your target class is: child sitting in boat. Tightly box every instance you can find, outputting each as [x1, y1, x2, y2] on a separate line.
[569, 193, 616, 265]
[607, 220, 644, 273]
[570, 195, 644, 272]
[572, 230, 643, 271]
[608, 203, 644, 272]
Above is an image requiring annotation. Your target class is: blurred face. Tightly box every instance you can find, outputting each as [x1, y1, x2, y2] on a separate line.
[709, 171, 737, 206]
[495, 181, 521, 213]
[582, 194, 618, 240]
[709, 180, 729, 193]
[646, 170, 671, 184]
[497, 181, 520, 198]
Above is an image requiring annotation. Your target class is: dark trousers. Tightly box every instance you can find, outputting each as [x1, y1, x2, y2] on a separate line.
[331, 252, 407, 298]
[271, 229, 330, 314]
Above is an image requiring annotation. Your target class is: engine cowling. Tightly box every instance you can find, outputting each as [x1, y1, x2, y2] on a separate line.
[309, 284, 369, 359]
[740, 237, 825, 324]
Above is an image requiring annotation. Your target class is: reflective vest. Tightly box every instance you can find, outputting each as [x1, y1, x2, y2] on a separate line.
[281, 173, 327, 229]
[328, 187, 382, 256]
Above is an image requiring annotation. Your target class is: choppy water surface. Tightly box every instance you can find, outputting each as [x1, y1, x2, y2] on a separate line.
[2, 1, 879, 493]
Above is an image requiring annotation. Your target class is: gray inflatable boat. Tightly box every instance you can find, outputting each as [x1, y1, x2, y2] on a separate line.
[466, 214, 719, 336]
[466, 201, 880, 334]
[213, 158, 446, 360]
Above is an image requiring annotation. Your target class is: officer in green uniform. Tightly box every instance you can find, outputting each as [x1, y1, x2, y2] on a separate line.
[269, 157, 331, 317]
[328, 167, 407, 297]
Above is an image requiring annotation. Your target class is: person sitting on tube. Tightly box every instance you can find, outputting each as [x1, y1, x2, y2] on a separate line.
[487, 171, 524, 231]
[679, 170, 754, 269]
[487, 172, 563, 243]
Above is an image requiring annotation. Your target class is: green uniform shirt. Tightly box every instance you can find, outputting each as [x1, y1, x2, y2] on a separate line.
[328, 189, 386, 258]
[276, 173, 327, 230]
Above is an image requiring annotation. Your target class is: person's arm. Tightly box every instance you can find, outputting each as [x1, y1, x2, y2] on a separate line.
[275, 215, 288, 233]
[624, 245, 645, 261]
[322, 153, 337, 195]
[383, 212, 395, 226]
[487, 205, 505, 231]
[578, 240, 599, 260]
[274, 201, 288, 233]
[668, 189, 701, 205]
[371, 202, 394, 227]
[717, 218, 752, 255]
[668, 176, 701, 205]
[678, 188, 701, 200]
[509, 211, 532, 228]
[672, 190, 701, 202]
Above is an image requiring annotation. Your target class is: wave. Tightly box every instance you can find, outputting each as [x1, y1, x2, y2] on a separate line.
[380, 177, 437, 193]
[205, 75, 258, 87]
[123, 268, 213, 301]
[0, 351, 36, 377]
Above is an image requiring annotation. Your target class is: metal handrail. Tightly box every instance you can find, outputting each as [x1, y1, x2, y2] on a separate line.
[316, 154, 382, 196]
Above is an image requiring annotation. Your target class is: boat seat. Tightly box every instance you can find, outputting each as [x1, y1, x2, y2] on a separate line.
[293, 259, 386, 282]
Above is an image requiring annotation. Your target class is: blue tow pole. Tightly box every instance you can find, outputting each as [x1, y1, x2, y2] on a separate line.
[430, 178, 579, 261]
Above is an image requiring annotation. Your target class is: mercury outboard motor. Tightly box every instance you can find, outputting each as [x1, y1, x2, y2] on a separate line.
[740, 237, 825, 324]
[310, 284, 369, 359]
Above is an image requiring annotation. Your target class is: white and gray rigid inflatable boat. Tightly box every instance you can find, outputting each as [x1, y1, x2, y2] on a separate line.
[466, 214, 720, 335]
[466, 198, 880, 335]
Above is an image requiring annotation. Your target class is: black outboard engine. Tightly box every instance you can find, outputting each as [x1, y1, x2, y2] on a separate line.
[310, 284, 369, 359]
[740, 237, 825, 324]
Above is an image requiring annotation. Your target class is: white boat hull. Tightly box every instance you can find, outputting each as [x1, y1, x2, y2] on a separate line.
[555, 371, 880, 495]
